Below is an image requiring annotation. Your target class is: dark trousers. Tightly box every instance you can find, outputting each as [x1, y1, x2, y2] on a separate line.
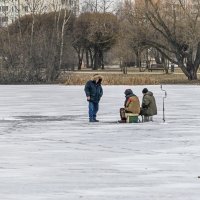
[140, 108, 147, 116]
[89, 101, 99, 120]
[120, 108, 127, 120]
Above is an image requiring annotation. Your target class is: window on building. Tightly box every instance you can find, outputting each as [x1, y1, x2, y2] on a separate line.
[1, 6, 9, 12]
[24, 6, 29, 12]
[1, 16, 8, 23]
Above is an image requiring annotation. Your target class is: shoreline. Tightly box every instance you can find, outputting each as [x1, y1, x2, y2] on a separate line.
[59, 72, 200, 85]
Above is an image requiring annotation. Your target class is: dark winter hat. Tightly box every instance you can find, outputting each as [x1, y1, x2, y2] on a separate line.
[124, 89, 133, 96]
[142, 88, 148, 94]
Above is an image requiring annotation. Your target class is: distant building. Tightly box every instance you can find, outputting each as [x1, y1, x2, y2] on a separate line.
[0, 0, 28, 26]
[0, 0, 79, 27]
[45, 0, 79, 15]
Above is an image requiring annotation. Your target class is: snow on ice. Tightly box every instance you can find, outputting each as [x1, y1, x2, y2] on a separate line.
[0, 85, 200, 200]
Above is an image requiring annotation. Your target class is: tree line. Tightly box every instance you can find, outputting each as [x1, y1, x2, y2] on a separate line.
[0, 0, 200, 83]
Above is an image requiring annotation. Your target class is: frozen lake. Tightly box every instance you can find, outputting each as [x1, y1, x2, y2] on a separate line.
[0, 85, 200, 200]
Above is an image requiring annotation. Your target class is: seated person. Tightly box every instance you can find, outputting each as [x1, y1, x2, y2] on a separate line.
[119, 89, 140, 123]
[140, 88, 157, 121]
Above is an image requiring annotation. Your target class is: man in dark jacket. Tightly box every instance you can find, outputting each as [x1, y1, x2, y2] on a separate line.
[118, 89, 140, 123]
[140, 88, 157, 118]
[84, 74, 103, 122]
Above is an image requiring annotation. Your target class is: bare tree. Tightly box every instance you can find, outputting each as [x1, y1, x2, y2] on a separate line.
[117, 0, 150, 72]
[24, 0, 46, 56]
[0, 10, 76, 83]
[144, 0, 200, 80]
[73, 12, 119, 70]
[58, 2, 72, 72]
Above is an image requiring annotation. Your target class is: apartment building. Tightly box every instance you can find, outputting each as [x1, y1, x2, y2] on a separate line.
[45, 0, 79, 14]
[0, 0, 27, 26]
[0, 0, 79, 27]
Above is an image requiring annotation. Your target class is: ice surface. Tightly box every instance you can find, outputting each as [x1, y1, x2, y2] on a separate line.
[0, 85, 200, 200]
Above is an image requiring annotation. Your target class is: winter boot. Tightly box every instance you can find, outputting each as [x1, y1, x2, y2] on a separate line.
[89, 119, 99, 122]
[118, 119, 126, 123]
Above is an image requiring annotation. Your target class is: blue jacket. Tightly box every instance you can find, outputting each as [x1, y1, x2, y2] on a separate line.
[84, 80, 103, 103]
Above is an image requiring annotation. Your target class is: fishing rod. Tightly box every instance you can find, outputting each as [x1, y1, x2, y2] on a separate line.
[161, 85, 167, 122]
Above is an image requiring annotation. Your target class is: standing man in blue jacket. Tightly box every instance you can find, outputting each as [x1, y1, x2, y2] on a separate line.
[84, 74, 103, 122]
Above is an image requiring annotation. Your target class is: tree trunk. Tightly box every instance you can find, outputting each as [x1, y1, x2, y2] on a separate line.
[100, 50, 104, 70]
[59, 10, 71, 73]
[123, 65, 127, 74]
[135, 51, 142, 71]
[78, 49, 84, 70]
[86, 50, 90, 68]
[161, 55, 168, 74]
[188, 68, 197, 80]
[78, 55, 82, 70]
[178, 63, 197, 80]
[178, 45, 200, 80]
[30, 14, 35, 58]
[89, 49, 94, 69]
[93, 46, 100, 70]
[154, 51, 162, 64]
